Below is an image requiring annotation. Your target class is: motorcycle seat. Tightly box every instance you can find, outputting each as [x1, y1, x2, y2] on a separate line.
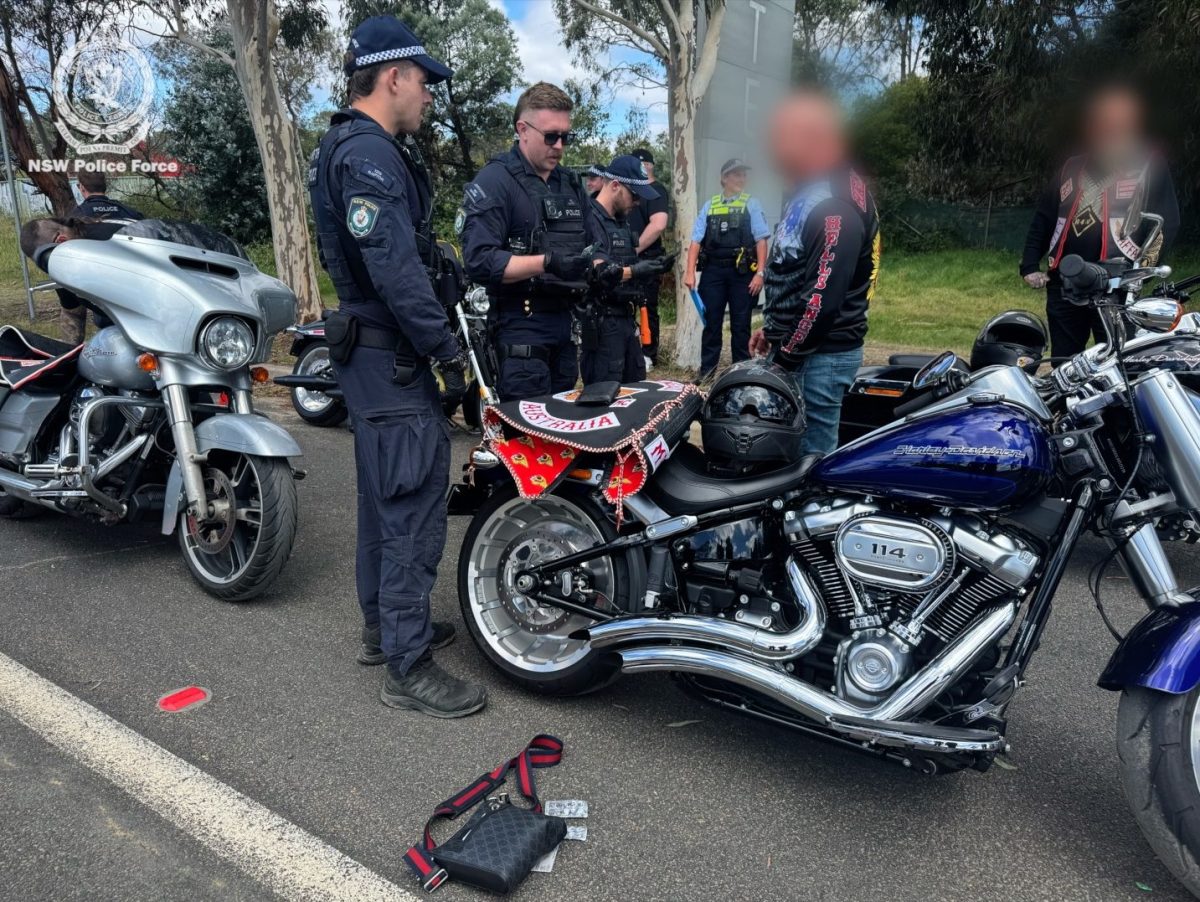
[0, 325, 82, 391]
[645, 443, 823, 516]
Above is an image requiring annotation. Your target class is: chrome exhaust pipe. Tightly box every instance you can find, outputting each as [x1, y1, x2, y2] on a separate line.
[617, 602, 1015, 725]
[0, 468, 46, 504]
[581, 558, 827, 662]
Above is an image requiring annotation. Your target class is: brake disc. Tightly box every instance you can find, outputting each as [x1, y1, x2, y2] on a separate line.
[186, 468, 237, 555]
[497, 524, 594, 634]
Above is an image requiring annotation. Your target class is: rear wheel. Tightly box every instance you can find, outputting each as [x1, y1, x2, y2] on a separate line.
[458, 485, 640, 695]
[1118, 686, 1200, 896]
[291, 342, 346, 427]
[178, 453, 297, 602]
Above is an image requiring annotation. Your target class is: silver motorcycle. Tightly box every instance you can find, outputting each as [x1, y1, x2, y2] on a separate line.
[0, 232, 301, 601]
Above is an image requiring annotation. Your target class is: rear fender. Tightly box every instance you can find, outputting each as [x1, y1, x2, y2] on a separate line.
[1098, 602, 1200, 694]
[161, 413, 301, 534]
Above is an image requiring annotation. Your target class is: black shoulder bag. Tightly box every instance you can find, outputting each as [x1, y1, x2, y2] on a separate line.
[404, 734, 568, 893]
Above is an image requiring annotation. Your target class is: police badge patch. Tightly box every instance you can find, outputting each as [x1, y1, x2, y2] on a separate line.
[346, 197, 379, 238]
[454, 207, 466, 235]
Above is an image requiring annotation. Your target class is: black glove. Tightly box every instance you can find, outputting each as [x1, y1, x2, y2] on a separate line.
[593, 261, 624, 288]
[437, 352, 469, 407]
[544, 250, 592, 281]
[629, 252, 677, 280]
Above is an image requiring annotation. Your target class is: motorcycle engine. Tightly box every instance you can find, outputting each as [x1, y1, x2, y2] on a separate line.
[785, 498, 1040, 704]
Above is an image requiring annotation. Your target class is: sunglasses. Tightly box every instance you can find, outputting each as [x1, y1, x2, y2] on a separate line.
[520, 121, 577, 147]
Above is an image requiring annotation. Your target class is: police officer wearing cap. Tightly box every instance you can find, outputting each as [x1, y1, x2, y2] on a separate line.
[459, 81, 596, 401]
[625, 147, 670, 365]
[308, 15, 485, 718]
[582, 156, 676, 385]
[684, 159, 770, 378]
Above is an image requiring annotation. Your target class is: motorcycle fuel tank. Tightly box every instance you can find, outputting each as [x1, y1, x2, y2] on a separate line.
[78, 327, 156, 391]
[813, 400, 1053, 509]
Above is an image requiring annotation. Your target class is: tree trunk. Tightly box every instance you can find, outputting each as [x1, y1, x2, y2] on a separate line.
[0, 66, 75, 215]
[226, 0, 322, 322]
[670, 62, 703, 370]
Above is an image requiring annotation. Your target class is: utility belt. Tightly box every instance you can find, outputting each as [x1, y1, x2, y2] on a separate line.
[698, 247, 754, 274]
[493, 295, 577, 317]
[324, 310, 428, 386]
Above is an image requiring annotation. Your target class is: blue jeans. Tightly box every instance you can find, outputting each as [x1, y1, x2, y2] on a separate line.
[793, 347, 863, 455]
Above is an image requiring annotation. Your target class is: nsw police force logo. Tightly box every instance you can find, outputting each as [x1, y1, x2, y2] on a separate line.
[52, 35, 154, 155]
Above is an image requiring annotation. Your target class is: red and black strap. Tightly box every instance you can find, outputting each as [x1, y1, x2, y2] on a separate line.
[404, 734, 565, 891]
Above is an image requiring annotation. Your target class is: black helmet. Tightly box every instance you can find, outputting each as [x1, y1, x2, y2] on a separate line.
[970, 310, 1047, 371]
[702, 360, 806, 470]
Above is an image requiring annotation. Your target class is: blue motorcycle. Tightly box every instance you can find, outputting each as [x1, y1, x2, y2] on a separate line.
[453, 213, 1200, 894]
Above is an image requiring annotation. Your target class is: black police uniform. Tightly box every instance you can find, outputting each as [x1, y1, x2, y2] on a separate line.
[69, 193, 145, 221]
[460, 145, 596, 400]
[308, 107, 459, 676]
[623, 179, 669, 362]
[580, 198, 645, 385]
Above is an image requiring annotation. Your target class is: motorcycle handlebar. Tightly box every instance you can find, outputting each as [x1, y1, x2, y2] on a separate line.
[1058, 254, 1110, 296]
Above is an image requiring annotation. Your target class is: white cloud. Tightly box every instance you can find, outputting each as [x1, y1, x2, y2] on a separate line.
[497, 0, 590, 88]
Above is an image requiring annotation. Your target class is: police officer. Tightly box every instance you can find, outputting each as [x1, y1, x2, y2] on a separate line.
[308, 16, 485, 718]
[459, 81, 595, 401]
[684, 159, 770, 378]
[625, 147, 670, 366]
[581, 156, 675, 385]
[69, 171, 145, 221]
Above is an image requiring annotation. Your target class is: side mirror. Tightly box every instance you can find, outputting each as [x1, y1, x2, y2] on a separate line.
[912, 351, 958, 390]
[1126, 297, 1183, 333]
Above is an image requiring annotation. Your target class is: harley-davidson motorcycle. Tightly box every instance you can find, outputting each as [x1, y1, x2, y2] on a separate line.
[0, 232, 301, 601]
[451, 215, 1200, 895]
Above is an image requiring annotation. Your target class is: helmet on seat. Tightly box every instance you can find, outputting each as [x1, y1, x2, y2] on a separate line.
[970, 310, 1048, 371]
[701, 360, 806, 472]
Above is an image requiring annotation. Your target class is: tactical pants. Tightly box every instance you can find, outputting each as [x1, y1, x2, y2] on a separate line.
[1046, 283, 1104, 358]
[495, 308, 578, 400]
[636, 274, 661, 363]
[699, 264, 754, 377]
[579, 312, 646, 385]
[333, 346, 449, 676]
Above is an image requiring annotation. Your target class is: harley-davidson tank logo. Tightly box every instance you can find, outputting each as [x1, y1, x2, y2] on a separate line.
[517, 400, 619, 433]
[892, 444, 1024, 459]
[1129, 351, 1200, 368]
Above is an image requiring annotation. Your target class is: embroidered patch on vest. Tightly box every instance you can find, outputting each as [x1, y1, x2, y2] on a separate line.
[346, 197, 379, 238]
[1060, 178, 1073, 202]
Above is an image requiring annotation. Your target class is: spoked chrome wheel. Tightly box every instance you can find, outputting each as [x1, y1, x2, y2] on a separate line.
[459, 487, 637, 694]
[178, 453, 297, 602]
[291, 343, 346, 427]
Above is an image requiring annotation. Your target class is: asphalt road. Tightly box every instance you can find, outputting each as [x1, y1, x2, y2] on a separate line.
[2, 397, 1197, 902]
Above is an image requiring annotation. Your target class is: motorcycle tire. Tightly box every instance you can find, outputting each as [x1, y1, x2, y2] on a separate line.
[178, 454, 298, 603]
[457, 484, 642, 696]
[1118, 685, 1200, 896]
[290, 342, 347, 427]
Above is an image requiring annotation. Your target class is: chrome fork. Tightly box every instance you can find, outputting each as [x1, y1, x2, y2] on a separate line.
[163, 384, 209, 517]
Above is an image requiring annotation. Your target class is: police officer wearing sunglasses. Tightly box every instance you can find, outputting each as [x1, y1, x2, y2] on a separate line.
[459, 82, 597, 400]
[308, 16, 485, 718]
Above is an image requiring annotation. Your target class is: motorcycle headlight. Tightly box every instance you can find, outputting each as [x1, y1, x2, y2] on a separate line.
[200, 317, 255, 370]
[465, 286, 490, 315]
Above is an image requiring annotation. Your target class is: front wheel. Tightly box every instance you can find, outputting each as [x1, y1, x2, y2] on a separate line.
[458, 485, 640, 696]
[290, 342, 347, 427]
[178, 453, 298, 602]
[1118, 686, 1200, 895]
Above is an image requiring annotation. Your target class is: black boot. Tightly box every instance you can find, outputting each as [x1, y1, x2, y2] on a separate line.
[357, 622, 456, 665]
[381, 654, 487, 718]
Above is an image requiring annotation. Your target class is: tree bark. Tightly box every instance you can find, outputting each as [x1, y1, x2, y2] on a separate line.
[0, 65, 75, 215]
[225, 0, 322, 321]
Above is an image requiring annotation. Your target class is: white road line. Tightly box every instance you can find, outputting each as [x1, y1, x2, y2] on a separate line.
[0, 652, 416, 902]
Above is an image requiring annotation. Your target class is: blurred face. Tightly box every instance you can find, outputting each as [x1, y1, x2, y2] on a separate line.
[641, 160, 656, 180]
[721, 169, 748, 196]
[585, 174, 604, 194]
[517, 108, 573, 176]
[1085, 89, 1144, 162]
[768, 93, 847, 186]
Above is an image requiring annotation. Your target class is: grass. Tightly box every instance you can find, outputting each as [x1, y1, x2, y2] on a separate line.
[0, 216, 1196, 361]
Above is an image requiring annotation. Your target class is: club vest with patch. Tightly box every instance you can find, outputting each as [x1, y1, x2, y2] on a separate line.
[702, 193, 755, 264]
[1047, 154, 1152, 270]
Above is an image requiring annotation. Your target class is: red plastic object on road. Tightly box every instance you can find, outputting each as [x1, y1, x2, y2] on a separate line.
[157, 686, 210, 712]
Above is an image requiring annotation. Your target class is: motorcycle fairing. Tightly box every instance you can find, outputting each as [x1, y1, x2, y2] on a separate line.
[1098, 602, 1200, 694]
[483, 381, 703, 503]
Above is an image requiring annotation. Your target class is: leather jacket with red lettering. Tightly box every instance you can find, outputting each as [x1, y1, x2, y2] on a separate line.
[762, 168, 880, 362]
